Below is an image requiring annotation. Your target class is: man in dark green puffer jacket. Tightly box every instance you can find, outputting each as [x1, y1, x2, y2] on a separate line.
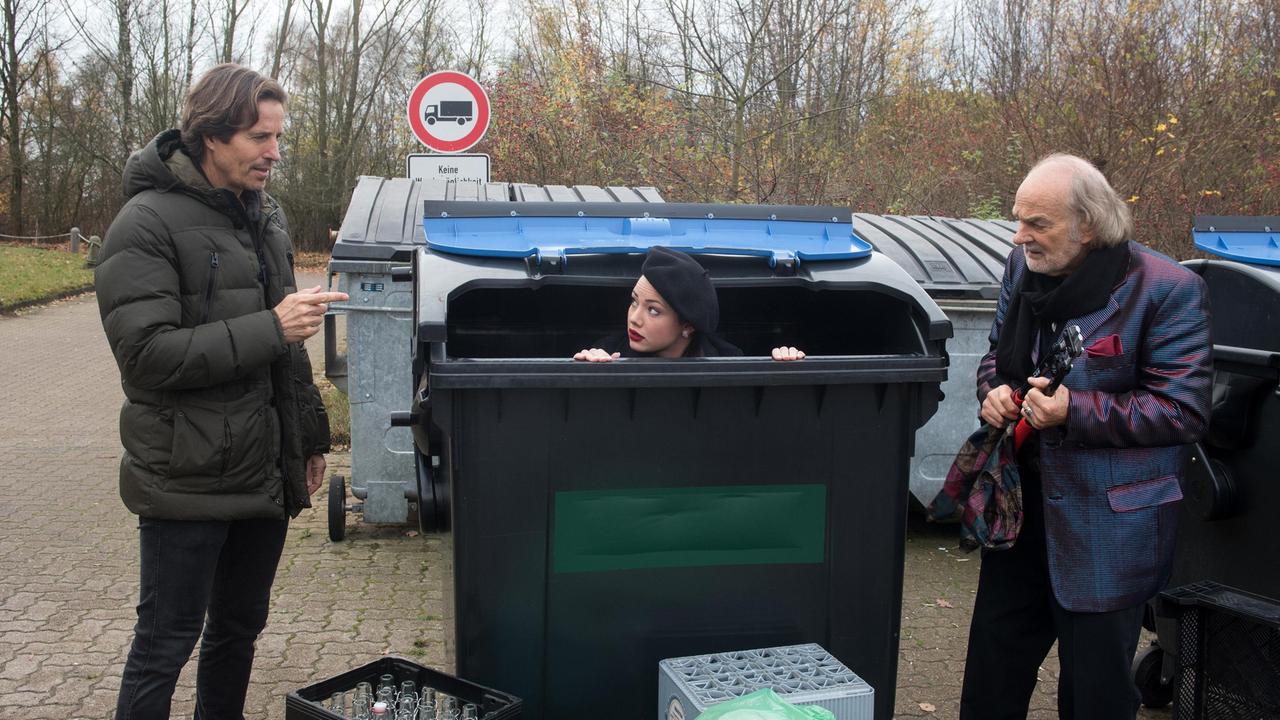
[95, 64, 348, 719]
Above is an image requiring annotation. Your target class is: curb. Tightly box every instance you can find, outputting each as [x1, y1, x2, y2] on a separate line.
[0, 284, 96, 314]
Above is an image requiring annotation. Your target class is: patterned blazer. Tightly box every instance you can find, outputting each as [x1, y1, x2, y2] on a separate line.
[977, 241, 1212, 613]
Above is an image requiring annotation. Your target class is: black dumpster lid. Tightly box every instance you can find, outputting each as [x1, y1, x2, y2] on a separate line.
[852, 214, 1015, 301]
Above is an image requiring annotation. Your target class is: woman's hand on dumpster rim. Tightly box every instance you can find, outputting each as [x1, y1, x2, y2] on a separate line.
[981, 384, 1021, 428]
[573, 348, 622, 362]
[771, 346, 806, 361]
[273, 286, 350, 344]
[305, 454, 326, 495]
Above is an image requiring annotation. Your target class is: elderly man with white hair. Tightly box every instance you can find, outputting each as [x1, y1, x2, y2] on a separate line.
[959, 154, 1212, 719]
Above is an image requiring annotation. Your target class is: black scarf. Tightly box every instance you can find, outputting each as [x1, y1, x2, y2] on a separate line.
[995, 243, 1129, 384]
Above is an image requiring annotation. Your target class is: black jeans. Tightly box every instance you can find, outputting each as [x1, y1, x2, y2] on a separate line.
[116, 516, 289, 720]
[959, 462, 1144, 720]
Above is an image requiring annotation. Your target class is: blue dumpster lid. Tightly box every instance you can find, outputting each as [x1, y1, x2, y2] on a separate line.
[1193, 216, 1280, 266]
[420, 201, 870, 267]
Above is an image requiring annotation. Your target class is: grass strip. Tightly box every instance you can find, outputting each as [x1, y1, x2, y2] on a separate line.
[0, 246, 95, 312]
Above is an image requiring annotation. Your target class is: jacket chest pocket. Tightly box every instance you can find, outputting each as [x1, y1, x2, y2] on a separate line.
[168, 394, 269, 493]
[1075, 351, 1137, 392]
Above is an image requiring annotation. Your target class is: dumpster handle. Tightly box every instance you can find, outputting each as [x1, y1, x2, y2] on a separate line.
[323, 270, 349, 392]
[1212, 344, 1280, 373]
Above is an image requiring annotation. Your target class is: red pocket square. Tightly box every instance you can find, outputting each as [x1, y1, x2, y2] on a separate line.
[1086, 334, 1123, 357]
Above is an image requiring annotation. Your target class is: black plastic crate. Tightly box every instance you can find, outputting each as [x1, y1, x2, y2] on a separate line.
[1158, 582, 1280, 719]
[285, 656, 522, 720]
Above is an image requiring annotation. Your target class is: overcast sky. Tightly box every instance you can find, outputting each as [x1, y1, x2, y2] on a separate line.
[55, 0, 519, 79]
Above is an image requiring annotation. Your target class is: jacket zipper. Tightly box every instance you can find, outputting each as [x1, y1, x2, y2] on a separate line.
[200, 252, 220, 324]
[221, 417, 232, 479]
[250, 208, 280, 300]
[257, 206, 291, 506]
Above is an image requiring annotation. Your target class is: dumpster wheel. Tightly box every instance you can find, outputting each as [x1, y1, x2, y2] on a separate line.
[415, 452, 451, 533]
[1132, 642, 1171, 708]
[328, 475, 346, 542]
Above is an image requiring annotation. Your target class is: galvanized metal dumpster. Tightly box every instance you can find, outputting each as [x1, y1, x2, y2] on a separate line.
[852, 214, 1015, 509]
[325, 179, 664, 539]
[398, 194, 952, 720]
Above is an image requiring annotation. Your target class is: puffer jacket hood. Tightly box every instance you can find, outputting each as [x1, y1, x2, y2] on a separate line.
[124, 130, 259, 220]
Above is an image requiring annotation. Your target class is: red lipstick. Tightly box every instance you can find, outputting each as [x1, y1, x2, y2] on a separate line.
[628, 329, 644, 342]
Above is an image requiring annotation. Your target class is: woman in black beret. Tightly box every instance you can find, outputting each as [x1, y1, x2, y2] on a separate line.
[573, 246, 805, 362]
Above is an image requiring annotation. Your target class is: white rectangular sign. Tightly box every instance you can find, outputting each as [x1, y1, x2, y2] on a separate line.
[406, 153, 490, 183]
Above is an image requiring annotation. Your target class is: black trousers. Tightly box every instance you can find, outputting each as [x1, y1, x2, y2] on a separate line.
[959, 464, 1144, 720]
[115, 516, 289, 720]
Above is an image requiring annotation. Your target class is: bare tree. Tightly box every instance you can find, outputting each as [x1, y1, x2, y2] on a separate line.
[114, 0, 134, 160]
[1, 0, 55, 234]
[269, 0, 294, 79]
[216, 0, 249, 63]
[459, 0, 492, 77]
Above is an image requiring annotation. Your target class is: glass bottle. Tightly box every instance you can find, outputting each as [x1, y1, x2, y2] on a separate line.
[329, 691, 348, 718]
[416, 689, 436, 720]
[353, 682, 374, 720]
[378, 673, 396, 697]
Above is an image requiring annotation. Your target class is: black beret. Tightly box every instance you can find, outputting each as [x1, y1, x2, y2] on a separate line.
[641, 246, 719, 333]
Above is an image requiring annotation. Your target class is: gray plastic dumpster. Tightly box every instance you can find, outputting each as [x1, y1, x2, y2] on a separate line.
[852, 214, 1016, 509]
[325, 179, 664, 540]
[392, 194, 952, 720]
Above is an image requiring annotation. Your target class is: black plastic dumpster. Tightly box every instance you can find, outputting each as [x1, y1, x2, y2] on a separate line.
[382, 192, 951, 720]
[1132, 216, 1280, 707]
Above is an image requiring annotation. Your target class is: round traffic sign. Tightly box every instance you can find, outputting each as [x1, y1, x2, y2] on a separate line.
[407, 71, 491, 153]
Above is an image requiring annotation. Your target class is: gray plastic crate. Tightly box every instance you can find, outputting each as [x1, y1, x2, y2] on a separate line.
[658, 644, 873, 720]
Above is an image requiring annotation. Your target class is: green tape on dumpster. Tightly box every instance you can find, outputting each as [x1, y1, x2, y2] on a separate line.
[552, 484, 826, 573]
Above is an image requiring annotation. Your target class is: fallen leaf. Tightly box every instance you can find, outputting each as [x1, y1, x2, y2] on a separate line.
[919, 702, 936, 712]
[935, 599, 954, 609]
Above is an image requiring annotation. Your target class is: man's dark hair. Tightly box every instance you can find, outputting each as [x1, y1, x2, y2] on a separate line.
[180, 63, 287, 163]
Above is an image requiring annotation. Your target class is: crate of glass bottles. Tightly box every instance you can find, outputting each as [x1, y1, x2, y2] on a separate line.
[658, 644, 873, 720]
[286, 655, 522, 720]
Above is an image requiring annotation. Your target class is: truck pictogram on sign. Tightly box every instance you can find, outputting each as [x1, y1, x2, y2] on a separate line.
[425, 100, 473, 126]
